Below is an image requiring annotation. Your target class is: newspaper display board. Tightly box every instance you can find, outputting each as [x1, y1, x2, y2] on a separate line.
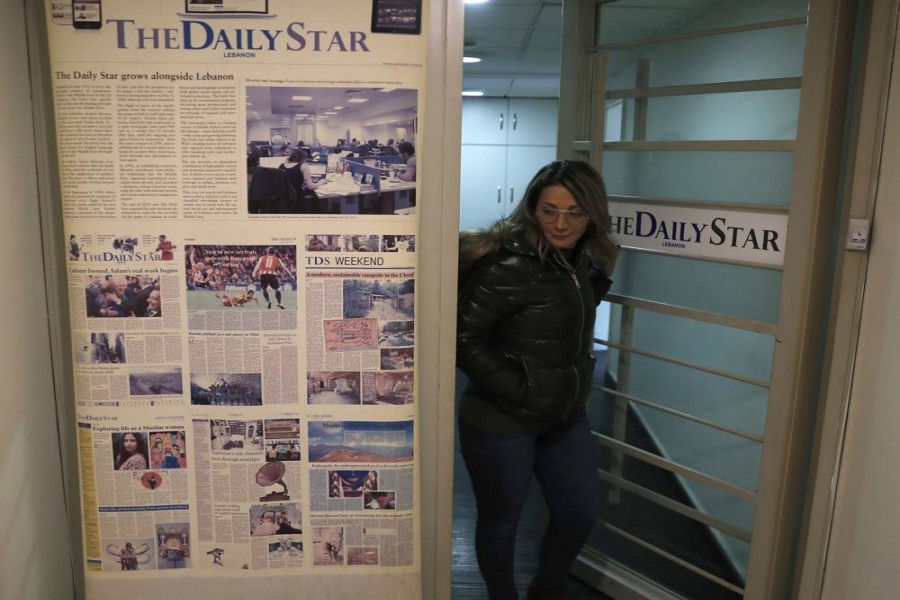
[45, 1, 425, 596]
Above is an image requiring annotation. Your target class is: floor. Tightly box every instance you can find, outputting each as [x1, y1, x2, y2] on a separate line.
[450, 373, 613, 600]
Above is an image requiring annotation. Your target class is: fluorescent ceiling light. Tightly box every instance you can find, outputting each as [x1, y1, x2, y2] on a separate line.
[462, 90, 484, 97]
[463, 56, 482, 63]
[333, 106, 345, 110]
[464, 0, 489, 4]
[324, 112, 337, 115]
[347, 98, 369, 103]
[291, 95, 313, 101]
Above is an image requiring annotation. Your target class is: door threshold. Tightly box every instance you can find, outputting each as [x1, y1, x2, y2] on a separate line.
[572, 552, 686, 600]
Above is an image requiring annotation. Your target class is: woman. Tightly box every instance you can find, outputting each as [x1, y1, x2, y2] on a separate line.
[114, 432, 149, 471]
[456, 160, 617, 600]
[279, 148, 330, 204]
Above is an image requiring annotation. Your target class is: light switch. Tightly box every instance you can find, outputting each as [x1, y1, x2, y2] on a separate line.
[846, 218, 870, 251]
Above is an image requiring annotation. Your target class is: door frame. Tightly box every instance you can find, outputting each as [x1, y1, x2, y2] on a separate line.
[419, 1, 465, 599]
[796, 0, 899, 597]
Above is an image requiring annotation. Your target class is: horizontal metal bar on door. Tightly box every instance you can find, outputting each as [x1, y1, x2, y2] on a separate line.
[607, 77, 802, 100]
[595, 338, 772, 389]
[571, 141, 593, 153]
[588, 17, 807, 52]
[597, 469, 754, 542]
[594, 432, 758, 503]
[605, 140, 796, 152]
[613, 243, 786, 271]
[602, 292, 779, 335]
[608, 194, 789, 215]
[597, 521, 747, 596]
[596, 385, 765, 444]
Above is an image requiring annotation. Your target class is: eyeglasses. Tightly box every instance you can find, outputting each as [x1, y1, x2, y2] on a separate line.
[536, 206, 590, 225]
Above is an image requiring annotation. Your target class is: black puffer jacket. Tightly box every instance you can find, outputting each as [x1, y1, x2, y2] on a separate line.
[457, 229, 611, 429]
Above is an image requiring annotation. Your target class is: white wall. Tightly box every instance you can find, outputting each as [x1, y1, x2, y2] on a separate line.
[819, 16, 900, 598]
[0, 2, 75, 599]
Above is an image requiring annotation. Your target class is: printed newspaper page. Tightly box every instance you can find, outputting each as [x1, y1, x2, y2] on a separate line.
[46, 0, 426, 597]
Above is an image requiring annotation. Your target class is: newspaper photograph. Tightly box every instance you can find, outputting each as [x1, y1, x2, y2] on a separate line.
[247, 86, 418, 216]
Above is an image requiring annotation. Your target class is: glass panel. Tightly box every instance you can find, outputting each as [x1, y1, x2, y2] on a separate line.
[628, 90, 801, 141]
[638, 402, 761, 491]
[609, 250, 783, 324]
[591, 382, 762, 491]
[591, 441, 757, 536]
[628, 309, 775, 386]
[589, 482, 746, 599]
[602, 353, 770, 438]
[590, 381, 758, 582]
[601, 150, 795, 206]
[605, 100, 624, 142]
[604, 25, 807, 90]
[598, 0, 807, 49]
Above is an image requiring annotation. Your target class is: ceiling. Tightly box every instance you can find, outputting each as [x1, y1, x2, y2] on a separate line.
[242, 2, 723, 114]
[462, 0, 564, 98]
[461, 0, 722, 99]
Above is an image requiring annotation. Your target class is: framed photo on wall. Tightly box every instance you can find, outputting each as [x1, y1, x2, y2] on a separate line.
[371, 0, 422, 35]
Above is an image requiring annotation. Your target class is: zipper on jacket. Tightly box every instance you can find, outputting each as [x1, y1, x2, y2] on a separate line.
[555, 253, 587, 416]
[570, 279, 586, 414]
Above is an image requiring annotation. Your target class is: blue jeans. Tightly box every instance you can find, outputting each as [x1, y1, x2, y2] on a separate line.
[458, 414, 601, 600]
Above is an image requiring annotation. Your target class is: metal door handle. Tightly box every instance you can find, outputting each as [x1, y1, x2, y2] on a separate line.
[499, 113, 504, 130]
[509, 187, 514, 203]
[497, 186, 502, 203]
[512, 113, 517, 130]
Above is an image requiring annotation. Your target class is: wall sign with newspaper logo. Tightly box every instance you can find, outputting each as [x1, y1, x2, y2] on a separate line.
[609, 200, 789, 267]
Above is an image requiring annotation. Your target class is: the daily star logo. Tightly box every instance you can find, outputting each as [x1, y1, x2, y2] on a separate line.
[106, 19, 371, 53]
[609, 201, 788, 266]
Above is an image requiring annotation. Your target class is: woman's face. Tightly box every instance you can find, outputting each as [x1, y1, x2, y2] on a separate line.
[535, 184, 590, 250]
[123, 433, 139, 454]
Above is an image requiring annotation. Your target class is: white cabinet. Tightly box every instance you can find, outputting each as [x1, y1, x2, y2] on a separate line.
[506, 144, 558, 207]
[459, 98, 558, 231]
[459, 145, 507, 231]
[506, 99, 559, 146]
[461, 98, 558, 146]
[461, 98, 509, 145]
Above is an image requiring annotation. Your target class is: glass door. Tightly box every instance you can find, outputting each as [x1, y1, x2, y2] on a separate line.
[556, 0, 844, 597]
